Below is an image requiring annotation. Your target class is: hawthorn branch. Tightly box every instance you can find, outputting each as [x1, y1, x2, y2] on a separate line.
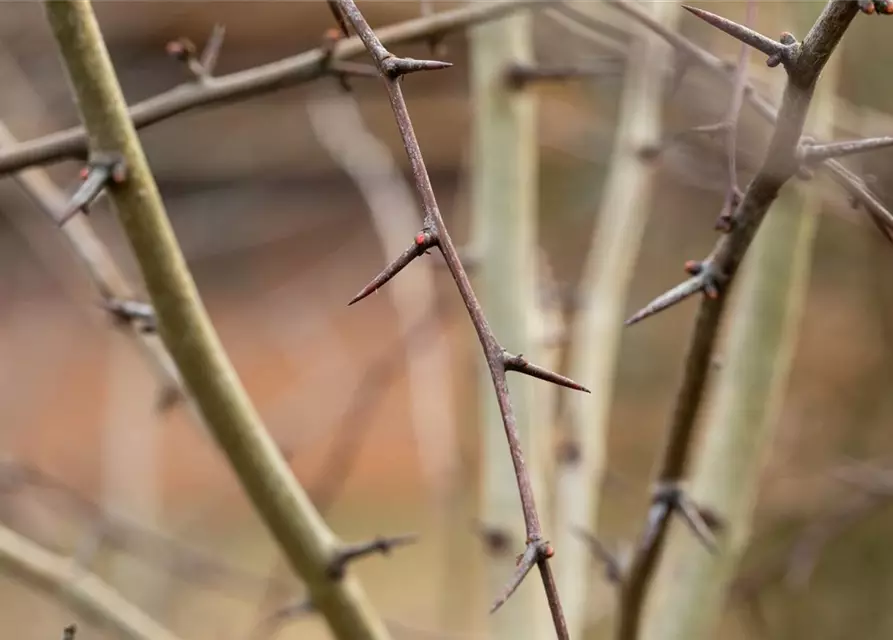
[335, 0, 587, 635]
[43, 1, 390, 638]
[0, 0, 530, 176]
[617, 3, 859, 639]
[0, 524, 182, 640]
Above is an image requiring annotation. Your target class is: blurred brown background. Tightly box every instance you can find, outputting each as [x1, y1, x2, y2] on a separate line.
[1, 2, 893, 639]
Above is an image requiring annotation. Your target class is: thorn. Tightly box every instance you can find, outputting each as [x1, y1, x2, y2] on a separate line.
[572, 528, 622, 584]
[675, 493, 719, 553]
[199, 24, 226, 76]
[328, 533, 418, 579]
[502, 351, 591, 393]
[326, 0, 351, 38]
[681, 5, 791, 61]
[166, 37, 207, 79]
[490, 542, 540, 614]
[99, 298, 157, 332]
[799, 136, 893, 164]
[626, 260, 727, 326]
[58, 154, 126, 226]
[381, 55, 452, 78]
[348, 229, 438, 305]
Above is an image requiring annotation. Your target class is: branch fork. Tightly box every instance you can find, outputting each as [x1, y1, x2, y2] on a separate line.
[166, 24, 225, 82]
[640, 482, 722, 555]
[490, 538, 555, 614]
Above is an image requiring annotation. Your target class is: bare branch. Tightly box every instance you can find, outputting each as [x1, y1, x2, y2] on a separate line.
[0, 524, 183, 640]
[43, 1, 390, 638]
[0, 0, 530, 176]
[799, 135, 893, 164]
[680, 5, 793, 66]
[617, 3, 860, 639]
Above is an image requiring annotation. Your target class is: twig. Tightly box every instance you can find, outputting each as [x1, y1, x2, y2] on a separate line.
[43, 1, 390, 638]
[0, 0, 531, 176]
[617, 3, 860, 639]
[328, 534, 419, 579]
[0, 524, 182, 640]
[335, 0, 587, 636]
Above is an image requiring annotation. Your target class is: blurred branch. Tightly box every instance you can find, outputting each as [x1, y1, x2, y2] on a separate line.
[0, 0, 532, 176]
[553, 1, 680, 636]
[0, 523, 182, 640]
[592, 0, 893, 242]
[617, 3, 859, 639]
[43, 1, 390, 638]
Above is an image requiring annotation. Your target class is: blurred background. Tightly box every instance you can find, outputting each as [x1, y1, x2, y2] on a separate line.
[1, 1, 893, 639]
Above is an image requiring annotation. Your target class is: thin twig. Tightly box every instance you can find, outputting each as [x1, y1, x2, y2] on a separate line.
[43, 1, 390, 638]
[0, 0, 531, 176]
[617, 3, 860, 640]
[335, 1, 586, 636]
[0, 524, 183, 640]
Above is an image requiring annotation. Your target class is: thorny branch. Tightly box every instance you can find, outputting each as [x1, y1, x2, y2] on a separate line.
[0, 0, 531, 176]
[334, 0, 589, 636]
[617, 3, 862, 640]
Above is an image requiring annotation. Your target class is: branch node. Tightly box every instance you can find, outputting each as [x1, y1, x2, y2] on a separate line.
[625, 259, 727, 326]
[327, 533, 419, 580]
[490, 539, 553, 614]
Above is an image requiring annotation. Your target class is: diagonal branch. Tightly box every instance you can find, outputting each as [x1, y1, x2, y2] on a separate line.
[617, 3, 860, 639]
[0, 524, 182, 640]
[334, 1, 584, 636]
[0, 0, 530, 176]
[42, 1, 390, 638]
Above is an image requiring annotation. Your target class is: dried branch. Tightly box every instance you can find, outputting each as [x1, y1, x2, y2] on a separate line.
[798, 135, 893, 164]
[43, 1, 389, 638]
[617, 3, 860, 639]
[335, 0, 586, 635]
[328, 534, 419, 579]
[0, 0, 530, 176]
[600, 0, 893, 240]
[0, 524, 182, 640]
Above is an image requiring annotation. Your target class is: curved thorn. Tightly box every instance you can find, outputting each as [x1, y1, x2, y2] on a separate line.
[625, 274, 706, 326]
[490, 542, 539, 615]
[502, 351, 591, 393]
[681, 5, 787, 59]
[348, 230, 437, 305]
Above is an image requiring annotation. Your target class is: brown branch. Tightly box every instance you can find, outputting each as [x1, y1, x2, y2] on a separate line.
[0, 0, 530, 176]
[327, 534, 419, 580]
[617, 3, 860, 639]
[598, 0, 893, 241]
[335, 0, 584, 636]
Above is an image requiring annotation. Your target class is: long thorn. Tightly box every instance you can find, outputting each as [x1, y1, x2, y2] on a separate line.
[490, 542, 539, 614]
[328, 533, 419, 579]
[502, 351, 591, 393]
[681, 5, 787, 59]
[625, 274, 707, 326]
[382, 56, 453, 77]
[199, 24, 226, 76]
[348, 230, 437, 305]
[675, 493, 719, 553]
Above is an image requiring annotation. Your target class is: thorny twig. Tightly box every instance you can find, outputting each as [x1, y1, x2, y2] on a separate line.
[334, 0, 588, 636]
[0, 0, 531, 176]
[617, 3, 861, 639]
[584, 0, 893, 241]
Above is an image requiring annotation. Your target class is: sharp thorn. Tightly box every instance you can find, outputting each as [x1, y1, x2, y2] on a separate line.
[681, 5, 787, 59]
[502, 351, 590, 393]
[625, 274, 707, 326]
[490, 543, 539, 615]
[348, 230, 437, 305]
[675, 493, 719, 553]
[328, 533, 419, 579]
[383, 56, 453, 77]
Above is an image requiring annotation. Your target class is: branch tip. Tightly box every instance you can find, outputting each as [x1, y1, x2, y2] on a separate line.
[681, 5, 791, 63]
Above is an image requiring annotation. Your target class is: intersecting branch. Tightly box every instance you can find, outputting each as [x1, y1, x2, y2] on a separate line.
[616, 3, 861, 639]
[334, 0, 587, 636]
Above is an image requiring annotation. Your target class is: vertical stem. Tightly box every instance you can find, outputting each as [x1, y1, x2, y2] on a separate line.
[42, 2, 390, 639]
[470, 11, 544, 638]
[554, 2, 680, 635]
[641, 34, 838, 640]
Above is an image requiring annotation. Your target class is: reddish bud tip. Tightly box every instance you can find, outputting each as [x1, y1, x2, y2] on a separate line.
[415, 233, 428, 246]
[543, 545, 555, 558]
[324, 27, 342, 41]
[684, 260, 701, 275]
[79, 167, 90, 180]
